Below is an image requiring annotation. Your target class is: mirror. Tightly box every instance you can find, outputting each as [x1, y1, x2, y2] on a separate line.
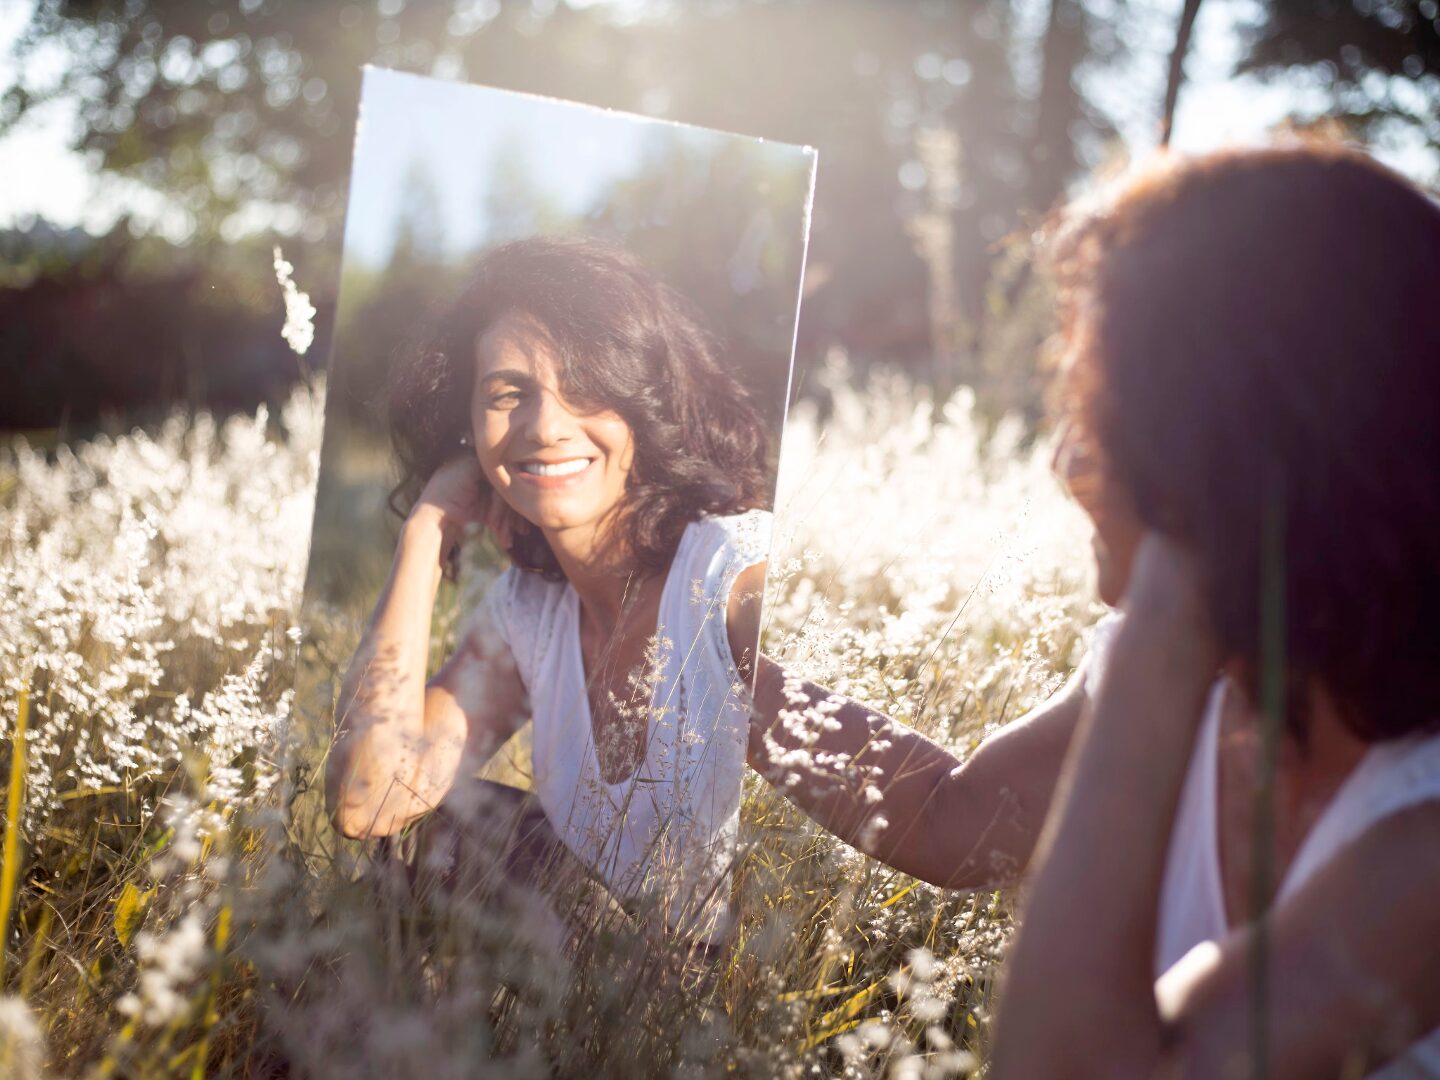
[284, 66, 815, 1052]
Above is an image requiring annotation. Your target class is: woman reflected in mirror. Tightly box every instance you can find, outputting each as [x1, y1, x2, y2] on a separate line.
[324, 235, 779, 956]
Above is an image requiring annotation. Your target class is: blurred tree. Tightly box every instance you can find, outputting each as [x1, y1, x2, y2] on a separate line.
[1030, 0, 1092, 212]
[2, 2, 1122, 321]
[1239, 0, 1440, 165]
[636, 0, 1126, 368]
[593, 131, 812, 424]
[1, 0, 1144, 425]
[325, 153, 459, 432]
[0, 218, 328, 432]
[390, 157, 448, 268]
[1161, 0, 1205, 146]
[0, 0, 642, 258]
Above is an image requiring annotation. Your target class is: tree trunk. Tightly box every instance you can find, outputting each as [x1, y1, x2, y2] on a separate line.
[1160, 0, 1205, 146]
[1029, 0, 1087, 215]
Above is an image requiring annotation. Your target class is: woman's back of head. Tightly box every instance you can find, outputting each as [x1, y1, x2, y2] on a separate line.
[1050, 140, 1440, 741]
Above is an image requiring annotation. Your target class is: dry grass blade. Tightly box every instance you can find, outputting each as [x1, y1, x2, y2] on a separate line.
[0, 687, 29, 986]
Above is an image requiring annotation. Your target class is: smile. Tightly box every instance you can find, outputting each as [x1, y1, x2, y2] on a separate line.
[516, 458, 592, 477]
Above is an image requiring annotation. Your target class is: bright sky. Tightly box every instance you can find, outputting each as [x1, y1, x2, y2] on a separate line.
[0, 0, 1425, 240]
[0, 0, 98, 229]
[345, 68, 688, 267]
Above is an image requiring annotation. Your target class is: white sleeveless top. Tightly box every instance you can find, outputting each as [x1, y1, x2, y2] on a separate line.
[473, 510, 771, 942]
[1087, 615, 1440, 1076]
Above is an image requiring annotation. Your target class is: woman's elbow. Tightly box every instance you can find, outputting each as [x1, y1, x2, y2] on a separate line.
[328, 797, 406, 840]
[330, 807, 372, 840]
[324, 763, 405, 839]
[897, 769, 1017, 893]
[325, 778, 374, 839]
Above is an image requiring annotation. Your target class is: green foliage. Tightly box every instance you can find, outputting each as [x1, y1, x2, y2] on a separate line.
[1240, 0, 1440, 167]
[2, 0, 1115, 378]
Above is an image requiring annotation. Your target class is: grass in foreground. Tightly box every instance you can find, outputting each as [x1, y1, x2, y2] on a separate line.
[0, 360, 1099, 1077]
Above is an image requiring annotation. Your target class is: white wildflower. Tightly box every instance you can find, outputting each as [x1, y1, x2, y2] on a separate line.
[273, 246, 317, 356]
[120, 912, 209, 1027]
[0, 380, 322, 837]
[0, 996, 44, 1079]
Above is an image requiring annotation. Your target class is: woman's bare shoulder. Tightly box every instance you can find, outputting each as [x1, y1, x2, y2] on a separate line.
[725, 560, 768, 673]
[1163, 797, 1440, 1079]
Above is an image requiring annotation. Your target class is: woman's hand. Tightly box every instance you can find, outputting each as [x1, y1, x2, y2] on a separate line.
[328, 452, 526, 839]
[1119, 531, 1221, 683]
[990, 529, 1221, 1077]
[410, 454, 516, 556]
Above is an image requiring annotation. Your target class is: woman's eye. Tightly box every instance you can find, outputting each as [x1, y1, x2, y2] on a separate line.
[488, 390, 524, 409]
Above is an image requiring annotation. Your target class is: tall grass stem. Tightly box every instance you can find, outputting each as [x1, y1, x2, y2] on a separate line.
[1250, 465, 1285, 1080]
[0, 686, 29, 987]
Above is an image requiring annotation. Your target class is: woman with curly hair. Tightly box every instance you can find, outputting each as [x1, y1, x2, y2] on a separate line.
[324, 235, 780, 943]
[744, 142, 1440, 1076]
[323, 234, 1005, 956]
[748, 142, 1440, 1075]
[986, 142, 1440, 1077]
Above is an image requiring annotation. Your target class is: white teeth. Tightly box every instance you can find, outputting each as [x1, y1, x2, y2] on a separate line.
[518, 459, 589, 477]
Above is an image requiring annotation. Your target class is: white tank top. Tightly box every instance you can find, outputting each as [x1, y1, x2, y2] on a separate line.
[1086, 615, 1440, 1076]
[472, 509, 771, 942]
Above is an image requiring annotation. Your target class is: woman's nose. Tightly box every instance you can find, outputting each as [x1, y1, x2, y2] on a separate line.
[522, 386, 577, 446]
[1052, 419, 1102, 501]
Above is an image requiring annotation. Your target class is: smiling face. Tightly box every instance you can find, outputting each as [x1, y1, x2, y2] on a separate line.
[470, 311, 636, 544]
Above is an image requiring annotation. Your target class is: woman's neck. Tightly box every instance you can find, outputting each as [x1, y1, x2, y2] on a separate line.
[1219, 666, 1370, 782]
[543, 518, 650, 625]
[1214, 670, 1372, 924]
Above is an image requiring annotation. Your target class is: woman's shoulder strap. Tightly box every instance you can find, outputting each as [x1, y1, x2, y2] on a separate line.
[1281, 726, 1440, 902]
[693, 508, 773, 570]
[682, 509, 772, 600]
[662, 510, 772, 662]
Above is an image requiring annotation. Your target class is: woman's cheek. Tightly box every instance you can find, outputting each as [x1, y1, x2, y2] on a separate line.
[1094, 518, 1142, 608]
[474, 416, 508, 480]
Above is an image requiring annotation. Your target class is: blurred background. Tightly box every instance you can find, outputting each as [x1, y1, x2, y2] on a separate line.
[2, 0, 1437, 438]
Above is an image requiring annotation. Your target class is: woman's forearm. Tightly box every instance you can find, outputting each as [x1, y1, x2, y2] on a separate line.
[748, 655, 1083, 891]
[747, 656, 960, 877]
[326, 507, 460, 837]
[989, 570, 1217, 1076]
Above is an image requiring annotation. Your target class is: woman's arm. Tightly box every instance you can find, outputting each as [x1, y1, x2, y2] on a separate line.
[990, 536, 1440, 1078]
[987, 534, 1219, 1077]
[1158, 800, 1440, 1079]
[987, 552, 1213, 1077]
[325, 459, 526, 839]
[729, 562, 1088, 891]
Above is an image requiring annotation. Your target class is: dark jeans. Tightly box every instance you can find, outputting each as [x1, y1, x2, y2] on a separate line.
[385, 780, 580, 903]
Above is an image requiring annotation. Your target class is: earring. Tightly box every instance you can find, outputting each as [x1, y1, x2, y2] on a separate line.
[459, 433, 471, 448]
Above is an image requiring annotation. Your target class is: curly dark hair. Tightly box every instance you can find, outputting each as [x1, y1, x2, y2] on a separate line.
[387, 234, 774, 579]
[1047, 141, 1440, 742]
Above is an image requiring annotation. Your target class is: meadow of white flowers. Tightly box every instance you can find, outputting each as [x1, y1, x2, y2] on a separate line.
[1, 387, 322, 832]
[0, 346, 1104, 1076]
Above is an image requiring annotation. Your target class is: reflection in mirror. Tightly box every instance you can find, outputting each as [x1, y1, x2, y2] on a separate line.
[281, 68, 815, 1071]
